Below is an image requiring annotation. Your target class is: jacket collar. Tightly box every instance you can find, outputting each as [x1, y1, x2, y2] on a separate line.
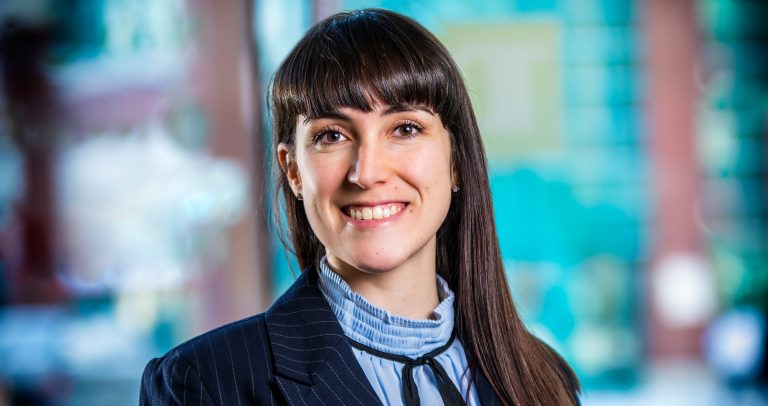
[264, 266, 500, 405]
[265, 267, 382, 404]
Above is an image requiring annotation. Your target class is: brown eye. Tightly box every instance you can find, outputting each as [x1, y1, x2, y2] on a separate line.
[401, 124, 416, 135]
[323, 131, 344, 142]
[313, 128, 348, 146]
[395, 122, 423, 138]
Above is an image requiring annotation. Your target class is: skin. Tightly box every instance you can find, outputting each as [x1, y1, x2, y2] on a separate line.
[278, 102, 456, 319]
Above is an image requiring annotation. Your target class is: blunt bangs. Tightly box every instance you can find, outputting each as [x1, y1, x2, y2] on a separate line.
[271, 9, 462, 141]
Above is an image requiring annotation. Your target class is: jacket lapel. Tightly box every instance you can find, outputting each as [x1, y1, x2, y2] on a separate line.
[475, 368, 503, 406]
[265, 267, 382, 406]
[265, 266, 502, 406]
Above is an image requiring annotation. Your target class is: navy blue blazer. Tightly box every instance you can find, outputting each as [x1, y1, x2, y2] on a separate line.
[140, 267, 501, 405]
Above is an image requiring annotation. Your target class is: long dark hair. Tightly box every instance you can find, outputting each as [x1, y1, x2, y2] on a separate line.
[269, 9, 580, 405]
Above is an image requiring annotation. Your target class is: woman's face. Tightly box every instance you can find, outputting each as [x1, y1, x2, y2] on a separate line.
[278, 103, 454, 274]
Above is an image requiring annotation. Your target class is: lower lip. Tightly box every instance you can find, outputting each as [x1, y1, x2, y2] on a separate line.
[341, 205, 408, 228]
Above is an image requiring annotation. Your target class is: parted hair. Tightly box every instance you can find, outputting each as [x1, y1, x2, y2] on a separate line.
[269, 8, 580, 405]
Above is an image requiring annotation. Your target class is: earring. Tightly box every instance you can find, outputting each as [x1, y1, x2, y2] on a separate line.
[451, 185, 460, 193]
[296, 193, 303, 201]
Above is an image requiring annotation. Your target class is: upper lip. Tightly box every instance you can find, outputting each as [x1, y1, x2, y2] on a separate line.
[341, 200, 407, 208]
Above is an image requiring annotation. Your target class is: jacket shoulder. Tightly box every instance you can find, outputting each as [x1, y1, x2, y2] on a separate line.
[141, 313, 278, 405]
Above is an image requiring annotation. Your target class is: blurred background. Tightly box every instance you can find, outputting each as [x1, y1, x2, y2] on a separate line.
[0, 0, 765, 404]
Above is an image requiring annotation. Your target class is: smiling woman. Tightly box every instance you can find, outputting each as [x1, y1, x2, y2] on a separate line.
[140, 8, 580, 406]
[282, 105, 455, 306]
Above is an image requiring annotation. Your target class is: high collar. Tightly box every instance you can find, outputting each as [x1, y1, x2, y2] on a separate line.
[317, 258, 455, 357]
[263, 266, 502, 406]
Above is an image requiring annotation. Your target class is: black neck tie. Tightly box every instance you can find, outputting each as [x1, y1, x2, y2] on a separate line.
[348, 333, 465, 406]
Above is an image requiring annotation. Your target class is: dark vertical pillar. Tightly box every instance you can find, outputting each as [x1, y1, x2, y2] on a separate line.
[0, 22, 66, 304]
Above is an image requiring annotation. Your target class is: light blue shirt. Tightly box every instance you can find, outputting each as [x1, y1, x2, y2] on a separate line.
[318, 258, 480, 405]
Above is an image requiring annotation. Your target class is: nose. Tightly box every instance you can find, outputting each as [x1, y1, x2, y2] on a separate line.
[347, 143, 390, 190]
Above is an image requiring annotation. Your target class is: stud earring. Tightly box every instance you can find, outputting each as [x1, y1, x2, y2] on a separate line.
[296, 193, 303, 201]
[451, 185, 460, 193]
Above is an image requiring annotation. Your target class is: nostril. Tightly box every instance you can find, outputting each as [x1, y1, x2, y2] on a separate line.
[347, 172, 368, 190]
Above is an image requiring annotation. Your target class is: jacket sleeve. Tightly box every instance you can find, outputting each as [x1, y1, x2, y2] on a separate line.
[139, 314, 279, 406]
[140, 351, 216, 406]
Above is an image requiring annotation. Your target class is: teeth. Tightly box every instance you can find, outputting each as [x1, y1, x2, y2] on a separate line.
[348, 204, 402, 220]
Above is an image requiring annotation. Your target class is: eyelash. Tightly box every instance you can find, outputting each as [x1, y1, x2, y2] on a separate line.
[312, 126, 346, 146]
[310, 120, 425, 146]
[394, 120, 424, 138]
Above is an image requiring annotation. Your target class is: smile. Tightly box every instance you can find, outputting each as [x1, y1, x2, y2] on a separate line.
[344, 203, 406, 221]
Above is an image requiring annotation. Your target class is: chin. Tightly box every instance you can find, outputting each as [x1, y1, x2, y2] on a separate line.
[353, 257, 406, 274]
[346, 248, 409, 274]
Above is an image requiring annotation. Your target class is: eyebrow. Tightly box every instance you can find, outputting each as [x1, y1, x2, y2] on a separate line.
[302, 111, 350, 124]
[302, 104, 435, 124]
[383, 104, 435, 115]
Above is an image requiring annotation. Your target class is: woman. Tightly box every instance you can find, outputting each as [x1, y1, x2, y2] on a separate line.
[141, 9, 580, 406]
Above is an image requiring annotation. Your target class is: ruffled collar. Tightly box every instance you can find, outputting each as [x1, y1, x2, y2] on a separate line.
[317, 258, 455, 357]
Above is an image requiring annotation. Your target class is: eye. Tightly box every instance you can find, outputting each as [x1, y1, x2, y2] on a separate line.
[394, 121, 424, 138]
[313, 127, 348, 146]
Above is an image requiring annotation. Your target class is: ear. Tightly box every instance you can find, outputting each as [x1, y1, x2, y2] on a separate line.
[277, 143, 302, 197]
[451, 163, 460, 189]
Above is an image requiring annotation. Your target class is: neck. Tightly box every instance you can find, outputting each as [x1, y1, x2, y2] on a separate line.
[326, 242, 440, 320]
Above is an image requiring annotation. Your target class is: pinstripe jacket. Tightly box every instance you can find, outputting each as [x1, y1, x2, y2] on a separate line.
[140, 267, 501, 405]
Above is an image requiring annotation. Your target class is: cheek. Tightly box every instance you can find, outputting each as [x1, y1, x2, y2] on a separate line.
[298, 165, 340, 244]
[407, 145, 453, 191]
[298, 155, 348, 215]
